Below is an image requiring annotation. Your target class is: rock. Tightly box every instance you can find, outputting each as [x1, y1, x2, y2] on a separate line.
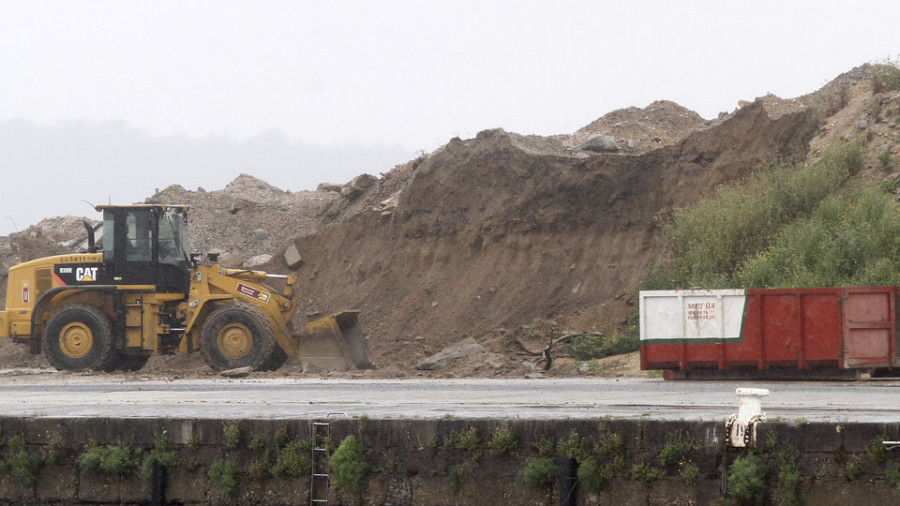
[251, 228, 269, 240]
[416, 337, 484, 371]
[626, 139, 635, 149]
[581, 134, 619, 152]
[283, 241, 303, 269]
[243, 254, 272, 268]
[220, 366, 253, 378]
[524, 372, 544, 379]
[578, 363, 591, 373]
[856, 119, 869, 130]
[341, 174, 378, 198]
[217, 252, 243, 268]
[317, 183, 342, 193]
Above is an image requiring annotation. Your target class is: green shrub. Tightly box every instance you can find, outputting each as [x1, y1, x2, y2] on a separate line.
[655, 142, 863, 290]
[630, 461, 664, 482]
[571, 333, 639, 360]
[875, 62, 900, 93]
[449, 464, 465, 493]
[444, 427, 481, 452]
[886, 463, 900, 489]
[208, 458, 239, 496]
[271, 439, 311, 478]
[188, 431, 201, 451]
[867, 435, 890, 464]
[488, 424, 518, 456]
[595, 431, 623, 456]
[248, 456, 270, 480]
[658, 431, 695, 467]
[777, 460, 803, 506]
[331, 435, 370, 492]
[5, 436, 41, 486]
[556, 430, 588, 461]
[140, 438, 181, 482]
[847, 457, 863, 480]
[249, 433, 268, 452]
[534, 436, 555, 457]
[578, 458, 614, 491]
[682, 463, 700, 485]
[223, 422, 241, 449]
[728, 453, 766, 505]
[517, 457, 556, 490]
[274, 422, 291, 447]
[79, 441, 137, 476]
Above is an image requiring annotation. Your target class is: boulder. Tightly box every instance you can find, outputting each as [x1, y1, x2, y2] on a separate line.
[416, 337, 484, 371]
[581, 134, 619, 152]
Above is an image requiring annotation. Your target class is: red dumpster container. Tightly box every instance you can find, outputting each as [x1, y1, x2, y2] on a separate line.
[640, 287, 898, 375]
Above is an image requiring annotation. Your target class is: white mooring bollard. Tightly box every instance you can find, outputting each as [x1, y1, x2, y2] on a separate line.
[726, 388, 769, 448]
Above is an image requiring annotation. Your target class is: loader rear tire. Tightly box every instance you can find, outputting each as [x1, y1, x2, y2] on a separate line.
[258, 346, 288, 371]
[200, 304, 276, 371]
[110, 353, 151, 372]
[43, 304, 116, 372]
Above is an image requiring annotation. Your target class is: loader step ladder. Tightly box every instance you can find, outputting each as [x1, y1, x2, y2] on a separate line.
[310, 422, 331, 505]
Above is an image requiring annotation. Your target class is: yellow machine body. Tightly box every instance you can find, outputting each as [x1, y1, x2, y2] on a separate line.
[0, 204, 373, 372]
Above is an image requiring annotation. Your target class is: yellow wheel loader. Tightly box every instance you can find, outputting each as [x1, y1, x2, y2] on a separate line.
[0, 204, 374, 372]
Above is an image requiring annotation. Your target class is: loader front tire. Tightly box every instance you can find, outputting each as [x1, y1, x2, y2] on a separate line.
[200, 304, 276, 371]
[43, 304, 116, 371]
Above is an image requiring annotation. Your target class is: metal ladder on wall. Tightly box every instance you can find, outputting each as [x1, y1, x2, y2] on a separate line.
[309, 421, 331, 505]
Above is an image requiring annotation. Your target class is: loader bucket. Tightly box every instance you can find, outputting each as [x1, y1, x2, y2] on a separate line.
[299, 311, 375, 371]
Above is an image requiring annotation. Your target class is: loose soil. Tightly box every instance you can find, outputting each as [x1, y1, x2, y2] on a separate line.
[2, 64, 899, 380]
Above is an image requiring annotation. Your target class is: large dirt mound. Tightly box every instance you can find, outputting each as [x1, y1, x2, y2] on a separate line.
[286, 97, 819, 373]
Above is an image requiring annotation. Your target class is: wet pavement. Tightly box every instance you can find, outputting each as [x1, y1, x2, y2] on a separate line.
[0, 375, 897, 421]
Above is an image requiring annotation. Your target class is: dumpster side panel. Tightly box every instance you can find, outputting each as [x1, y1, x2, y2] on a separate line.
[842, 287, 896, 368]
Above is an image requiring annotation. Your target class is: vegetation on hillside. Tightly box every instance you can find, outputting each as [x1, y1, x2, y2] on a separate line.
[648, 140, 900, 289]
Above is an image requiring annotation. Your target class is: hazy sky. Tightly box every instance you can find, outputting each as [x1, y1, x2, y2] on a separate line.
[1, 0, 900, 235]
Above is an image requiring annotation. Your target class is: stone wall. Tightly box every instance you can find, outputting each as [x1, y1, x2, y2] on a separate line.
[0, 416, 898, 504]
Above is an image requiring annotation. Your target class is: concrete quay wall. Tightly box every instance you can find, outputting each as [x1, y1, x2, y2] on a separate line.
[0, 416, 898, 505]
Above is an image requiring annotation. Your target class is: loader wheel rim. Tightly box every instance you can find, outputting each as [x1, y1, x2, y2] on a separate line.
[59, 322, 94, 359]
[217, 323, 254, 360]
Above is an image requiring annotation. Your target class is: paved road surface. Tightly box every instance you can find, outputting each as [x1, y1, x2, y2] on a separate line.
[0, 374, 897, 421]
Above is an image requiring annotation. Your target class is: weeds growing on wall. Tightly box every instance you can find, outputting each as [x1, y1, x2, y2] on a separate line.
[208, 458, 239, 496]
[79, 441, 137, 476]
[140, 438, 181, 482]
[517, 457, 556, 490]
[271, 439, 311, 478]
[331, 435, 371, 492]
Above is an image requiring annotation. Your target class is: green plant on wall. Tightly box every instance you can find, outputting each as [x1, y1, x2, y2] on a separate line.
[223, 422, 241, 449]
[5, 435, 41, 486]
[331, 435, 371, 492]
[578, 458, 615, 491]
[249, 433, 268, 452]
[727, 453, 767, 506]
[208, 458, 240, 496]
[517, 457, 556, 490]
[846, 457, 863, 480]
[630, 460, 664, 482]
[488, 423, 518, 456]
[449, 464, 466, 493]
[271, 439, 312, 478]
[866, 435, 889, 464]
[140, 438, 181, 482]
[658, 431, 695, 467]
[556, 429, 589, 461]
[79, 440, 137, 476]
[444, 427, 481, 453]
